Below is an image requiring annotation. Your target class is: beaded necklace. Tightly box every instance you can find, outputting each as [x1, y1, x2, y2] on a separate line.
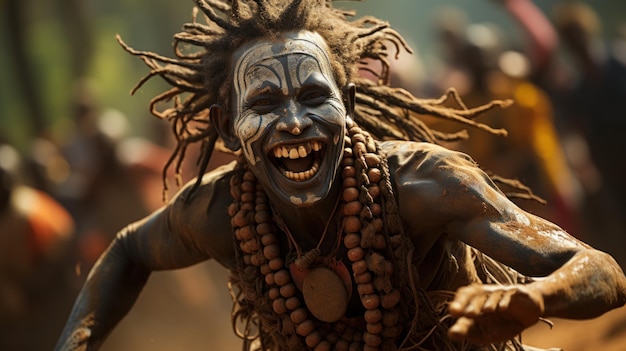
[228, 119, 410, 351]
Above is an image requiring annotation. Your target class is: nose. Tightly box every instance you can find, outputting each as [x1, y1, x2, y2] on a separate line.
[275, 100, 312, 135]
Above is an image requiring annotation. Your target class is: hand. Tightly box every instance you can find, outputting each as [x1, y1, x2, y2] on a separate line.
[447, 284, 544, 345]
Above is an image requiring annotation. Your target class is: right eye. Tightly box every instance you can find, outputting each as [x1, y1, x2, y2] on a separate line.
[249, 98, 277, 113]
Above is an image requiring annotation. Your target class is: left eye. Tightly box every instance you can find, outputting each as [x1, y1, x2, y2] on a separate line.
[301, 91, 328, 105]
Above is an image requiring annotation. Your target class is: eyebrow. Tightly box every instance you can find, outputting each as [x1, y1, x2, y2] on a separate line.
[244, 82, 281, 101]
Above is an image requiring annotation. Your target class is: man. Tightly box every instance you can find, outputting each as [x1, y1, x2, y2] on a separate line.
[55, 1, 626, 350]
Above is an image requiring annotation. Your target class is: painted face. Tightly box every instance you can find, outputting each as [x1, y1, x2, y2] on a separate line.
[231, 31, 346, 206]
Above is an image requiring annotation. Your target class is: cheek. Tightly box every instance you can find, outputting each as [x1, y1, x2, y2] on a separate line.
[234, 113, 278, 163]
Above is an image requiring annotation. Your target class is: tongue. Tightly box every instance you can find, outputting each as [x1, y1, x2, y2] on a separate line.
[282, 157, 311, 172]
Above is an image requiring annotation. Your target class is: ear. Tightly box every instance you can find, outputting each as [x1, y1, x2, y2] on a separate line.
[210, 104, 241, 152]
[342, 83, 356, 118]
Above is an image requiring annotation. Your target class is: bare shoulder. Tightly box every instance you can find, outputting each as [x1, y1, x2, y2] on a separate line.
[167, 160, 239, 268]
[380, 140, 502, 234]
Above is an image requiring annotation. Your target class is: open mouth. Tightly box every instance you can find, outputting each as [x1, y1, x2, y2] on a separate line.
[270, 140, 325, 181]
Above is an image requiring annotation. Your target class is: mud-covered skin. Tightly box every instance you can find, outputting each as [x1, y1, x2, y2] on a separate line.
[55, 31, 626, 351]
[55, 141, 626, 350]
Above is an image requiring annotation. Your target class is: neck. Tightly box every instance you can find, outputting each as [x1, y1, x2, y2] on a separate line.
[266, 174, 343, 252]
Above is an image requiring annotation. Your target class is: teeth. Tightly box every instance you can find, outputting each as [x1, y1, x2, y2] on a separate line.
[284, 160, 320, 181]
[273, 141, 322, 160]
[271, 141, 323, 182]
[298, 145, 307, 158]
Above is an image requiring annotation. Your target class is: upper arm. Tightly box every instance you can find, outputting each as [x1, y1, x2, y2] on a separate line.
[116, 164, 236, 270]
[391, 142, 587, 277]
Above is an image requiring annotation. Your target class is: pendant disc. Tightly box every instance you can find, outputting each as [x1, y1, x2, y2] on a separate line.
[302, 267, 349, 322]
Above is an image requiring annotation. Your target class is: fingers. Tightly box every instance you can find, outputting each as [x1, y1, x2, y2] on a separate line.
[448, 316, 474, 342]
[449, 284, 501, 317]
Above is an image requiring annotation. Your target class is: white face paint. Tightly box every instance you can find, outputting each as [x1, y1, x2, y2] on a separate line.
[229, 31, 347, 206]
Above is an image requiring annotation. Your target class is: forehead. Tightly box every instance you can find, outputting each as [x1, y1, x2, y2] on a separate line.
[231, 31, 336, 85]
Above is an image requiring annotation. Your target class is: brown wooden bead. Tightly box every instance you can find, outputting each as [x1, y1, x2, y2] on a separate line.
[280, 283, 296, 298]
[257, 222, 273, 235]
[342, 165, 357, 179]
[381, 290, 401, 309]
[268, 257, 284, 270]
[305, 331, 322, 348]
[242, 239, 258, 253]
[354, 271, 372, 284]
[342, 201, 363, 216]
[343, 176, 357, 188]
[367, 168, 382, 183]
[290, 308, 308, 324]
[343, 233, 361, 249]
[263, 244, 280, 260]
[261, 233, 277, 245]
[371, 203, 382, 217]
[366, 322, 383, 334]
[255, 203, 269, 212]
[368, 184, 380, 199]
[264, 272, 275, 285]
[342, 156, 355, 166]
[353, 142, 366, 155]
[268, 287, 281, 300]
[285, 296, 301, 310]
[342, 186, 359, 202]
[314, 340, 331, 351]
[347, 247, 364, 262]
[335, 340, 349, 351]
[273, 269, 291, 286]
[272, 297, 287, 315]
[232, 210, 249, 227]
[243, 254, 252, 265]
[229, 186, 241, 200]
[357, 283, 374, 297]
[364, 308, 382, 324]
[343, 216, 362, 233]
[227, 203, 238, 216]
[364, 154, 380, 167]
[296, 319, 315, 336]
[241, 191, 255, 203]
[243, 171, 256, 181]
[260, 264, 272, 275]
[229, 174, 241, 187]
[255, 210, 271, 223]
[237, 225, 255, 240]
[361, 294, 380, 309]
[352, 259, 368, 275]
[351, 133, 366, 144]
[363, 332, 382, 347]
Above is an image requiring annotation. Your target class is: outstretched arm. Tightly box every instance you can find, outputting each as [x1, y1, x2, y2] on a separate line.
[392, 142, 626, 345]
[54, 167, 235, 351]
[440, 149, 626, 344]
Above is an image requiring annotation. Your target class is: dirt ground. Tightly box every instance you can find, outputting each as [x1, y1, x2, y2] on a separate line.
[97, 260, 626, 351]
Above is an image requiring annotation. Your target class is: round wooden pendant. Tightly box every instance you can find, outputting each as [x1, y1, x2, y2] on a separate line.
[302, 267, 349, 323]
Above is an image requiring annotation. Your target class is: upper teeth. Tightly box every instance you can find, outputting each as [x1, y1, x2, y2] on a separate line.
[273, 141, 322, 159]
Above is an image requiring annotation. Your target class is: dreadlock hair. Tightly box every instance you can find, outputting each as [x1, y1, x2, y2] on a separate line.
[118, 0, 541, 202]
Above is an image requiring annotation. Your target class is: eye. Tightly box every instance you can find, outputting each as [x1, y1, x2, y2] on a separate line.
[301, 90, 328, 106]
[249, 98, 277, 113]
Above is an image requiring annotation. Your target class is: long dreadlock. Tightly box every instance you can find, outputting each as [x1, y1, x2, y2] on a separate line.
[117, 0, 541, 202]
